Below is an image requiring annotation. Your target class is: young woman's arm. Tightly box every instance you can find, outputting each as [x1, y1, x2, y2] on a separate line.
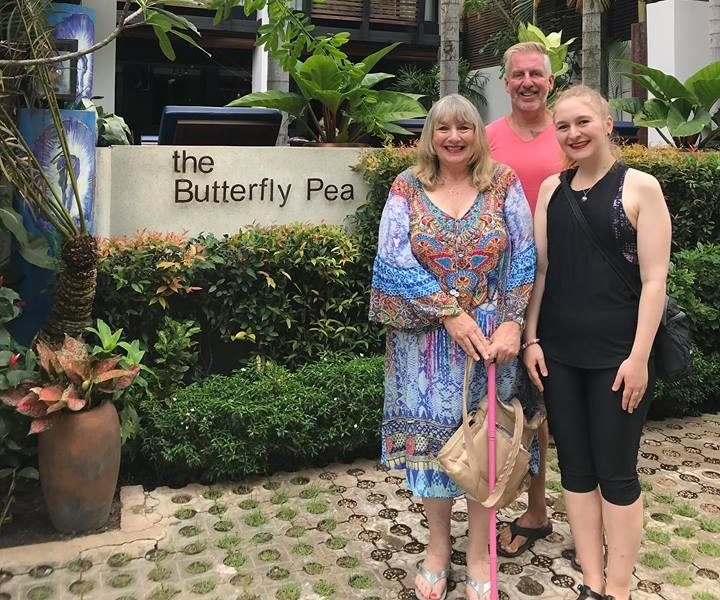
[522, 174, 559, 391]
[611, 168, 672, 413]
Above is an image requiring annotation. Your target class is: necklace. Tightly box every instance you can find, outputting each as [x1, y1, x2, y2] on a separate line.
[576, 161, 617, 202]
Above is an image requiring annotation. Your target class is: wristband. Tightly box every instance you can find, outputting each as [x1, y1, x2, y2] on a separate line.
[520, 338, 540, 351]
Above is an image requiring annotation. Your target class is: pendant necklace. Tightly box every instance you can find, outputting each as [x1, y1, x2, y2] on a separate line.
[578, 161, 616, 202]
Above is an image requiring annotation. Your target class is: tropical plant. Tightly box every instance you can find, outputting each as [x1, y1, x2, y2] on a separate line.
[609, 60, 720, 148]
[465, 1, 608, 88]
[0, 319, 141, 434]
[517, 22, 575, 78]
[391, 60, 488, 110]
[463, 0, 539, 62]
[604, 38, 630, 118]
[230, 43, 426, 143]
[0, 281, 38, 532]
[0, 1, 240, 344]
[224, 0, 425, 142]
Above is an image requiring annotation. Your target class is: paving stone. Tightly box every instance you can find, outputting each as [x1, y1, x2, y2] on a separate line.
[3, 417, 720, 600]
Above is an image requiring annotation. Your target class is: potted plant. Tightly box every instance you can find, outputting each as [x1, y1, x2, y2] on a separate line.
[228, 1, 426, 143]
[1, 319, 143, 533]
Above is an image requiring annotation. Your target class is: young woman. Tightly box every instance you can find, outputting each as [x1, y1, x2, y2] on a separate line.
[370, 94, 538, 600]
[523, 85, 671, 600]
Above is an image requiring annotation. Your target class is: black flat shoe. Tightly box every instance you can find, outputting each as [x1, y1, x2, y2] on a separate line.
[577, 584, 604, 600]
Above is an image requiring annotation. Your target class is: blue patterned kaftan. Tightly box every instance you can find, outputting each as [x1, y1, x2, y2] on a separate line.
[369, 165, 538, 498]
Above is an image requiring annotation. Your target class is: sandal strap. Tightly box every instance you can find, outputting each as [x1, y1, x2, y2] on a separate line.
[467, 575, 492, 597]
[509, 518, 553, 539]
[417, 562, 449, 586]
[577, 584, 605, 600]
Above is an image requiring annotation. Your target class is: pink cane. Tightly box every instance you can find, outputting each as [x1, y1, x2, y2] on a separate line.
[487, 362, 499, 600]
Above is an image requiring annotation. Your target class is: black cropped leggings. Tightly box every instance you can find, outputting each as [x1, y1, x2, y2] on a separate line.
[542, 358, 654, 506]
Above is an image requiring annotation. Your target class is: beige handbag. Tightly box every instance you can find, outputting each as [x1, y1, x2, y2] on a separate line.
[438, 357, 545, 508]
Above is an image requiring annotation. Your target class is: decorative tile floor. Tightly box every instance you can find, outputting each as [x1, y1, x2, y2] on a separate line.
[0, 415, 718, 600]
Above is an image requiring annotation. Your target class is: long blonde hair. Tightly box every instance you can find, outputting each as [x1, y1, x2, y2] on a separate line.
[552, 85, 621, 168]
[414, 94, 495, 191]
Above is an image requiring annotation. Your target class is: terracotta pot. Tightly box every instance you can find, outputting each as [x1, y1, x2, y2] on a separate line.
[38, 401, 121, 533]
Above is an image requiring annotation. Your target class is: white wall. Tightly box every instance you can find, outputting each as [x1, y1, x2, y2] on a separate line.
[94, 146, 369, 238]
[647, 0, 710, 144]
[480, 66, 510, 125]
[83, 0, 116, 113]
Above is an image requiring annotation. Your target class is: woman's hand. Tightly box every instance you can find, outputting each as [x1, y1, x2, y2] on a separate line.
[489, 321, 522, 364]
[612, 356, 649, 413]
[523, 343, 547, 391]
[443, 312, 492, 362]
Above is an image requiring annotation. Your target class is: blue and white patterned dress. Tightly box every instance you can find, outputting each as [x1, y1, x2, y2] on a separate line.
[369, 165, 538, 498]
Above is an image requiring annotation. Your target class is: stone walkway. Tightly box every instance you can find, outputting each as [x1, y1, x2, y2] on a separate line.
[0, 415, 719, 600]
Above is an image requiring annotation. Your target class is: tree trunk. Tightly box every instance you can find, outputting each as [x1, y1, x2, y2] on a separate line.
[267, 56, 289, 145]
[439, 0, 461, 97]
[581, 0, 602, 91]
[41, 235, 98, 344]
[711, 0, 720, 61]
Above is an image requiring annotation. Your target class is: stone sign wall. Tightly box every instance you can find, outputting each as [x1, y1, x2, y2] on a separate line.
[93, 146, 370, 237]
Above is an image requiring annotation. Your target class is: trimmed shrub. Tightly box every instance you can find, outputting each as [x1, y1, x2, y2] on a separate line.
[667, 243, 720, 354]
[621, 146, 720, 250]
[95, 225, 382, 374]
[649, 347, 720, 419]
[140, 356, 384, 484]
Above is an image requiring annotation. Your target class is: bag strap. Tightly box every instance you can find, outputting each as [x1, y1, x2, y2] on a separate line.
[460, 356, 525, 507]
[481, 398, 524, 508]
[559, 168, 641, 300]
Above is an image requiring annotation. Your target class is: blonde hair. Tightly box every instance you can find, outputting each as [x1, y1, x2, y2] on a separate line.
[414, 94, 495, 191]
[503, 42, 552, 77]
[552, 84, 621, 167]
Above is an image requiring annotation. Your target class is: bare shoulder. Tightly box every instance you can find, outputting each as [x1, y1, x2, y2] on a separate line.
[624, 167, 663, 197]
[537, 173, 561, 210]
[540, 173, 561, 191]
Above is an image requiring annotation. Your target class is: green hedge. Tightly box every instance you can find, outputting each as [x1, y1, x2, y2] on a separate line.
[95, 226, 383, 376]
[667, 243, 720, 354]
[621, 147, 720, 250]
[139, 356, 384, 484]
[650, 347, 720, 419]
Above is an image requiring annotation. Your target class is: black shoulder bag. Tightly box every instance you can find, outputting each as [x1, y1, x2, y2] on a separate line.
[559, 171, 692, 382]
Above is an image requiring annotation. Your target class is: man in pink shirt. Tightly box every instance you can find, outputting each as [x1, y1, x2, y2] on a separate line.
[487, 42, 565, 215]
[486, 41, 564, 558]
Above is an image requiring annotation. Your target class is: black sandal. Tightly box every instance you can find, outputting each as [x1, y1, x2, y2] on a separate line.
[577, 584, 605, 600]
[496, 518, 553, 558]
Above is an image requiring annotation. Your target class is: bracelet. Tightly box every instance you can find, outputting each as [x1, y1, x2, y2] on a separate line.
[520, 338, 540, 351]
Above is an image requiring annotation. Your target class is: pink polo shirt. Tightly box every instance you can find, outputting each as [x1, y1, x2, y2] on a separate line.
[486, 116, 565, 215]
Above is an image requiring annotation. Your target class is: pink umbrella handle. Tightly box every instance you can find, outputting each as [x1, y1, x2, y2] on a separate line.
[487, 362, 499, 600]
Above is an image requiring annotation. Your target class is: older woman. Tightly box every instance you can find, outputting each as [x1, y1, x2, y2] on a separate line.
[370, 94, 537, 600]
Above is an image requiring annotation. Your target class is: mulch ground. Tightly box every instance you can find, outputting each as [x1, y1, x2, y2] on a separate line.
[0, 484, 120, 549]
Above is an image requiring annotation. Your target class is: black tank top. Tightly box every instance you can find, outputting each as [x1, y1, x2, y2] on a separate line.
[538, 162, 641, 368]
